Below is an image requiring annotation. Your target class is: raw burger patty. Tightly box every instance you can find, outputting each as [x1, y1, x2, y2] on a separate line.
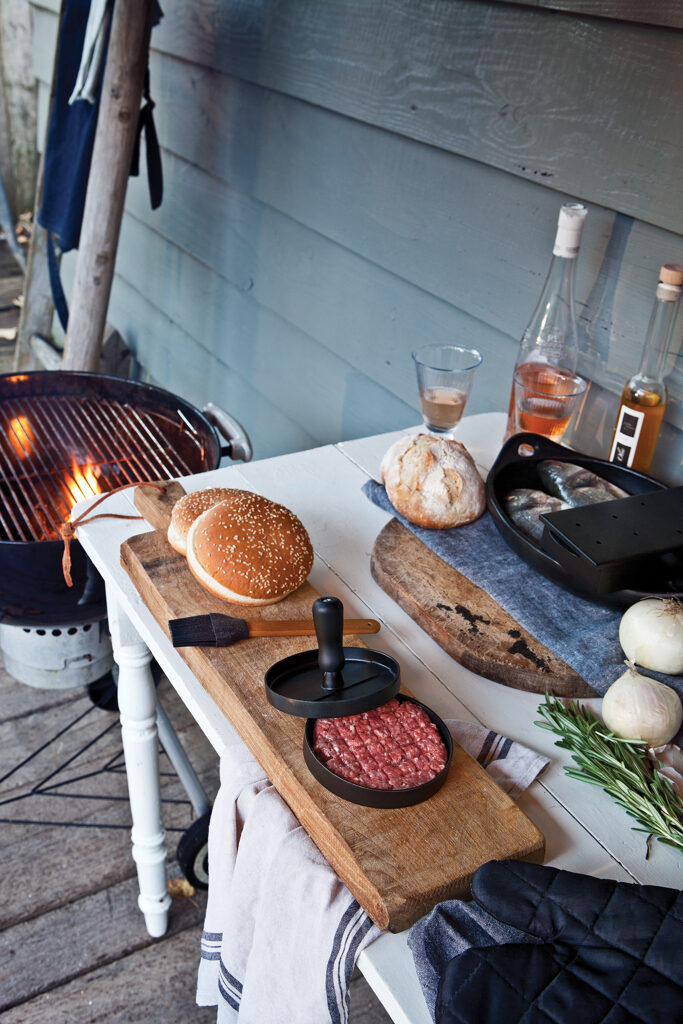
[312, 698, 448, 790]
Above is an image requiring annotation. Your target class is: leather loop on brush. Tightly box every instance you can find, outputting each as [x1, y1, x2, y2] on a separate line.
[60, 482, 165, 587]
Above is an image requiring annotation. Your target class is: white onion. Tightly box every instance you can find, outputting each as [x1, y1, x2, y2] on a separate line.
[602, 664, 682, 747]
[619, 598, 683, 675]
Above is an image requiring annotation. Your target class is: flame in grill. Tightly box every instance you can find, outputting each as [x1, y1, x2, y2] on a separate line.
[8, 415, 34, 458]
[66, 457, 103, 512]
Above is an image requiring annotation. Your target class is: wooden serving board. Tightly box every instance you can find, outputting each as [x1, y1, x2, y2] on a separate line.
[120, 483, 545, 932]
[371, 519, 596, 697]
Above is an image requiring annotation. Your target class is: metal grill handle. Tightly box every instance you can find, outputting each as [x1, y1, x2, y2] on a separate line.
[202, 403, 253, 463]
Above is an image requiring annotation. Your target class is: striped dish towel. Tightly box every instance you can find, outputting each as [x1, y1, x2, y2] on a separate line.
[196, 723, 548, 1024]
[446, 720, 549, 801]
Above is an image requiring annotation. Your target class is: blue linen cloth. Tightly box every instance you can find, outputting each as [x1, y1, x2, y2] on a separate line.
[362, 479, 682, 703]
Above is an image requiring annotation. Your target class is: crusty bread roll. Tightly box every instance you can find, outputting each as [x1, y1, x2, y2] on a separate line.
[186, 491, 314, 605]
[380, 433, 486, 529]
[167, 487, 237, 555]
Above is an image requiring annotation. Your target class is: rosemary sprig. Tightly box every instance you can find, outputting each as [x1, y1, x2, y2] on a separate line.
[536, 693, 683, 853]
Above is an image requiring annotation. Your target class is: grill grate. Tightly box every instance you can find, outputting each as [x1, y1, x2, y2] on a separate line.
[0, 394, 199, 542]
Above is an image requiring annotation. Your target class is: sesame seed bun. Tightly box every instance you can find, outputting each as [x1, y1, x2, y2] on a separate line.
[167, 487, 238, 555]
[186, 492, 314, 605]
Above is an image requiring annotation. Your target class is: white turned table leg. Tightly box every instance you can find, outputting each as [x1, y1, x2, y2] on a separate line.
[106, 583, 171, 937]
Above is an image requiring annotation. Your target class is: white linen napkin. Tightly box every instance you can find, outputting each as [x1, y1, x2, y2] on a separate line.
[196, 721, 549, 1024]
[196, 743, 379, 1024]
[69, 0, 112, 105]
[69, 0, 164, 105]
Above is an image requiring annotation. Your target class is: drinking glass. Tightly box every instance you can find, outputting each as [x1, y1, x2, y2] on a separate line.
[512, 364, 587, 441]
[412, 345, 482, 438]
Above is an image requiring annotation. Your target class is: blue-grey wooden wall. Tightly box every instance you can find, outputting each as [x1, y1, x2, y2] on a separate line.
[31, 0, 683, 480]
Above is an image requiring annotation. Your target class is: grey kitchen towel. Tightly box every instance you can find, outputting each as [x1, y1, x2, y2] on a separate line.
[408, 897, 535, 1023]
[196, 724, 548, 1023]
[363, 478, 683, 702]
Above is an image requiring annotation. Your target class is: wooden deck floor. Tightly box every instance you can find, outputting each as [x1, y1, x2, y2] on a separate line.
[0, 238, 392, 1023]
[0, 651, 392, 1023]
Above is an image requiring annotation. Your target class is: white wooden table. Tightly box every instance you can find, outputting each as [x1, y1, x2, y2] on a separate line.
[75, 413, 682, 1024]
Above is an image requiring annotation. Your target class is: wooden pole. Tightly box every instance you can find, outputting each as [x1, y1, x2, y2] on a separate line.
[12, 0, 66, 371]
[62, 0, 153, 372]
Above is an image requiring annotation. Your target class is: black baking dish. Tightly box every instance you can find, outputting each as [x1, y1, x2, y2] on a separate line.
[487, 433, 682, 605]
[303, 694, 453, 809]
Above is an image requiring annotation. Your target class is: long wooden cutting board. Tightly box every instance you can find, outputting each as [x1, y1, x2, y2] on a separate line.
[120, 483, 544, 932]
[372, 518, 596, 697]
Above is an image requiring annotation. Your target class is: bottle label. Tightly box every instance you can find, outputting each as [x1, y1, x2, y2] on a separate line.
[609, 405, 645, 468]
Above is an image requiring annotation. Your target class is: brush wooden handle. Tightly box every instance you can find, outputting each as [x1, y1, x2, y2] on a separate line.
[246, 618, 380, 637]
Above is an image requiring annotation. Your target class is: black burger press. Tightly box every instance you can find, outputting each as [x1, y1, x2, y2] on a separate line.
[264, 597, 453, 807]
[265, 596, 400, 718]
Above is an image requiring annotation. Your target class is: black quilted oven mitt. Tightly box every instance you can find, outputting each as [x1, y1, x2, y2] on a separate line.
[436, 860, 682, 1024]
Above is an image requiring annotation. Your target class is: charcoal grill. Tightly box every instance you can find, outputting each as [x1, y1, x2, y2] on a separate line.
[0, 371, 249, 886]
[0, 370, 252, 625]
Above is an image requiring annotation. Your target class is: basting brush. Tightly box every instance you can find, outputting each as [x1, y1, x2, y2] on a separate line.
[169, 612, 381, 648]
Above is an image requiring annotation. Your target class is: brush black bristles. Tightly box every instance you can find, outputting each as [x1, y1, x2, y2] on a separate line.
[169, 613, 250, 647]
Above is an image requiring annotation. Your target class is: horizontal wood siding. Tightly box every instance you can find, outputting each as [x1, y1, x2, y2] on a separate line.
[31, 1, 683, 473]
[30, 0, 683, 31]
[496, 1, 683, 30]
[148, 0, 683, 233]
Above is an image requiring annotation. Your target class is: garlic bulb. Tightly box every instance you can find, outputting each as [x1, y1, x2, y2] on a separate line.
[602, 664, 682, 747]
[619, 598, 683, 675]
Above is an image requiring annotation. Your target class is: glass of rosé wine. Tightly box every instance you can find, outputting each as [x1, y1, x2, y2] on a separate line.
[512, 363, 587, 441]
[412, 344, 482, 438]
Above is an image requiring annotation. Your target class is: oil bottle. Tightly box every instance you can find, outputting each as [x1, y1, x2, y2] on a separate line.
[608, 264, 683, 474]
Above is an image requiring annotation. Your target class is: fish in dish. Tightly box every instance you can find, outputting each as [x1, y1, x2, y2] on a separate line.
[504, 488, 570, 542]
[538, 461, 629, 507]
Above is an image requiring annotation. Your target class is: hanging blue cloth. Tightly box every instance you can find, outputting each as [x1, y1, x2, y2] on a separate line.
[38, 0, 163, 330]
[38, 0, 104, 328]
[39, 0, 106, 254]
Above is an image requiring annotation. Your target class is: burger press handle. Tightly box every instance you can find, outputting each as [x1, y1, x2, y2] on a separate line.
[314, 597, 345, 691]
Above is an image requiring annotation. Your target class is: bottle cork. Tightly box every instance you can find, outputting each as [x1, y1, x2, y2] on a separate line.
[553, 203, 588, 258]
[660, 264, 683, 286]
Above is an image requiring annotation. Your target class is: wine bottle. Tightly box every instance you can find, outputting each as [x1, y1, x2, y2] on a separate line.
[608, 264, 683, 474]
[505, 202, 588, 440]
